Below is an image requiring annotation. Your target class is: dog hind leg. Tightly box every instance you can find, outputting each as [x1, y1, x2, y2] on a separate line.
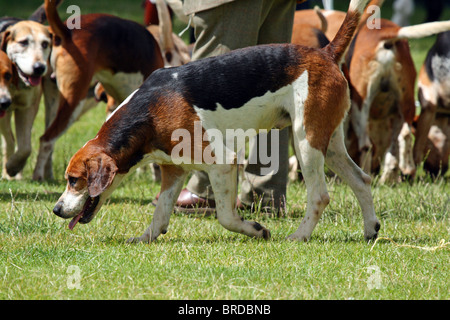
[42, 74, 60, 180]
[5, 94, 40, 177]
[287, 136, 330, 242]
[325, 124, 380, 241]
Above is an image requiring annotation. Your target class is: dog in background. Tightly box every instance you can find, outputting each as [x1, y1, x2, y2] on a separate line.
[32, 0, 164, 181]
[94, 0, 192, 182]
[101, 0, 191, 116]
[0, 18, 52, 179]
[293, 0, 450, 183]
[413, 31, 450, 177]
[344, 7, 450, 183]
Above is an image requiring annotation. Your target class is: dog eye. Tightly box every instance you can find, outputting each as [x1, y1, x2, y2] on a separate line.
[68, 176, 78, 187]
[41, 41, 49, 49]
[19, 39, 29, 47]
[4, 72, 12, 81]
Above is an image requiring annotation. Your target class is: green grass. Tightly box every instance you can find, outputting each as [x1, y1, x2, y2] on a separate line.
[0, 175, 448, 299]
[0, 0, 449, 300]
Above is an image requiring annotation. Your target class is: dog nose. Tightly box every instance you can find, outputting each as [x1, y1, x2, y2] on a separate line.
[0, 97, 12, 110]
[32, 62, 46, 76]
[53, 201, 63, 217]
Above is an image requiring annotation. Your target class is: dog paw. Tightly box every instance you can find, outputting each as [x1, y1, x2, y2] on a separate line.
[6, 155, 28, 178]
[286, 233, 309, 242]
[6, 164, 22, 178]
[126, 236, 150, 244]
[32, 172, 44, 181]
[252, 222, 271, 240]
[364, 221, 381, 242]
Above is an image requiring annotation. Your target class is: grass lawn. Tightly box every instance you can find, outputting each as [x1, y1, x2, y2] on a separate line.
[0, 0, 449, 300]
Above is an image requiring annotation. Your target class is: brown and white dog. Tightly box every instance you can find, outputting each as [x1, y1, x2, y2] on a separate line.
[413, 31, 450, 177]
[294, 2, 450, 183]
[32, 0, 164, 181]
[53, 0, 381, 243]
[0, 20, 52, 179]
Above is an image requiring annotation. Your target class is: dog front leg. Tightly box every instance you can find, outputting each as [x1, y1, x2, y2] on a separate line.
[397, 122, 416, 177]
[413, 89, 437, 166]
[350, 100, 373, 173]
[6, 94, 40, 177]
[379, 113, 406, 183]
[208, 164, 270, 240]
[0, 112, 15, 179]
[127, 165, 187, 244]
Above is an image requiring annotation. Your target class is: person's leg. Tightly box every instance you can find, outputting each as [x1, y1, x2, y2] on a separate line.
[239, 128, 290, 211]
[190, 0, 262, 60]
[183, 0, 296, 212]
[239, 0, 296, 211]
[185, 0, 264, 202]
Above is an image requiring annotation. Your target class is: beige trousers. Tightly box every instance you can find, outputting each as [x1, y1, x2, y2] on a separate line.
[185, 0, 296, 209]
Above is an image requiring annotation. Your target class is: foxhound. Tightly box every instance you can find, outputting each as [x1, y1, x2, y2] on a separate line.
[0, 20, 51, 179]
[53, 0, 381, 243]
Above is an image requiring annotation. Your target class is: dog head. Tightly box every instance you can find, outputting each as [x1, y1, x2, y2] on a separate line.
[1, 20, 51, 87]
[53, 142, 121, 230]
[0, 50, 13, 117]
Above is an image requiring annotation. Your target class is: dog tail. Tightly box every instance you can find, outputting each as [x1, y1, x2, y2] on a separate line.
[28, 0, 62, 24]
[395, 21, 450, 40]
[314, 6, 328, 34]
[370, 20, 450, 44]
[325, 0, 370, 63]
[45, 0, 71, 41]
[358, 0, 385, 28]
[155, 0, 175, 60]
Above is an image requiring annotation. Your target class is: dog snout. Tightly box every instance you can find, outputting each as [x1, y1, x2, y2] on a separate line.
[32, 62, 46, 76]
[53, 201, 64, 217]
[0, 97, 12, 110]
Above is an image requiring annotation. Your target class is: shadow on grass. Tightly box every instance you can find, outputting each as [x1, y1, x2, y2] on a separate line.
[97, 232, 373, 246]
[0, 191, 156, 206]
[96, 234, 449, 249]
[0, 191, 62, 202]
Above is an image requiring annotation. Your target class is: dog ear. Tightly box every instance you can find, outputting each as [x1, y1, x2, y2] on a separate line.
[86, 153, 118, 197]
[1, 30, 11, 52]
